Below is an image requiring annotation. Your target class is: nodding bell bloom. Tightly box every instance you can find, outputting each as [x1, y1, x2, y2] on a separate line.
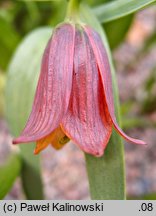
[13, 23, 146, 157]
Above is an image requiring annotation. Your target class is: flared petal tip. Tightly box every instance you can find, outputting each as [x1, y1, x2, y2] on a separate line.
[85, 148, 104, 157]
[12, 136, 29, 145]
[34, 148, 40, 155]
[137, 140, 147, 145]
[138, 140, 147, 147]
[113, 122, 147, 146]
[127, 138, 147, 146]
[95, 151, 104, 157]
[12, 138, 20, 145]
[12, 134, 38, 144]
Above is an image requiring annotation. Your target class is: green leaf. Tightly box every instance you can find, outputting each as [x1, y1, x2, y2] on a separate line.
[5, 27, 52, 199]
[0, 72, 6, 116]
[85, 0, 113, 7]
[93, 0, 156, 23]
[86, 0, 134, 49]
[0, 154, 21, 199]
[0, 15, 20, 70]
[19, 0, 65, 1]
[129, 193, 156, 200]
[80, 5, 126, 199]
[104, 14, 134, 49]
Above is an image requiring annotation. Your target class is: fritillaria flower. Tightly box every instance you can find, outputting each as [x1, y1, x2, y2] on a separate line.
[13, 23, 146, 157]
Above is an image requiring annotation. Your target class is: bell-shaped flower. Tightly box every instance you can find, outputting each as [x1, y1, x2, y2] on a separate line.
[13, 23, 146, 157]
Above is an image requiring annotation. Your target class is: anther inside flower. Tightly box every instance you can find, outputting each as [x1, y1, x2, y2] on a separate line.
[13, 23, 146, 157]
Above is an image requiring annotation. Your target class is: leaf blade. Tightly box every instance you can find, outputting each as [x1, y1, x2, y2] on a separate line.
[0, 154, 21, 200]
[93, 0, 156, 23]
[5, 27, 52, 199]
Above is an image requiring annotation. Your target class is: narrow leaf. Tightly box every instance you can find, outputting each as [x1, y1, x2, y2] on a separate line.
[18, 0, 64, 2]
[5, 28, 52, 199]
[93, 0, 156, 23]
[0, 154, 21, 199]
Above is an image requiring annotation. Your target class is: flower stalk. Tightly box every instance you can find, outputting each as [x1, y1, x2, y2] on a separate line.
[66, 0, 81, 22]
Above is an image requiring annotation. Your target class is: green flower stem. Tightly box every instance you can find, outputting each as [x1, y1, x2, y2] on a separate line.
[66, 0, 81, 22]
[80, 4, 126, 200]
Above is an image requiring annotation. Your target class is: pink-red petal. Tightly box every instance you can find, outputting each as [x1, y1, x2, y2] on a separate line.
[85, 26, 146, 145]
[61, 29, 112, 156]
[13, 24, 75, 144]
